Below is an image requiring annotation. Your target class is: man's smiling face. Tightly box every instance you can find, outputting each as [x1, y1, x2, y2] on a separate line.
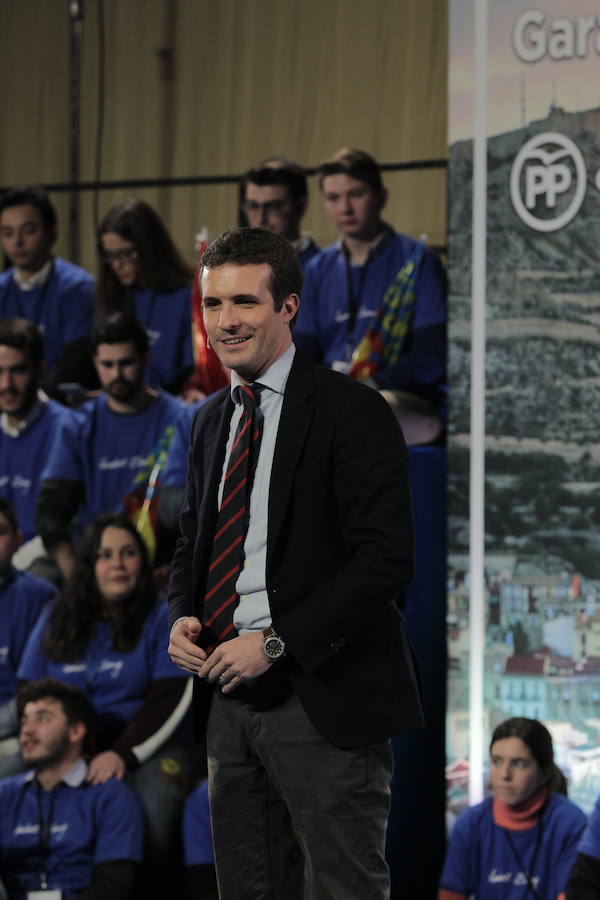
[201, 262, 299, 384]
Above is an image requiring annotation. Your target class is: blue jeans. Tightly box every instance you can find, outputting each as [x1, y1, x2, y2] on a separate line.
[127, 735, 203, 900]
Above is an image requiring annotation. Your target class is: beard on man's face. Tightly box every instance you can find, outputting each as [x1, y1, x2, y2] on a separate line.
[20, 731, 71, 771]
[105, 373, 142, 402]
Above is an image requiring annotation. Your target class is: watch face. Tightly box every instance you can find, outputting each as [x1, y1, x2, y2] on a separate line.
[264, 636, 284, 659]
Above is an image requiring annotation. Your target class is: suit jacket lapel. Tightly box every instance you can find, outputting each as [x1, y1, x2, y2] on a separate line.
[203, 390, 234, 511]
[267, 352, 315, 570]
[193, 390, 234, 590]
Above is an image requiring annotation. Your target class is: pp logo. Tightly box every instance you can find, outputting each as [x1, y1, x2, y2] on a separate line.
[510, 132, 586, 233]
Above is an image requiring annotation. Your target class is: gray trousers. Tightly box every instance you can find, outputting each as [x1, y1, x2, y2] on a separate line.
[207, 687, 393, 900]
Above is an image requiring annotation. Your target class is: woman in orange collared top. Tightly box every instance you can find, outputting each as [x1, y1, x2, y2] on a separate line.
[439, 718, 586, 900]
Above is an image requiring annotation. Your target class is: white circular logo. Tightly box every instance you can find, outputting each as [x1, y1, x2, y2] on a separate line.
[510, 132, 586, 232]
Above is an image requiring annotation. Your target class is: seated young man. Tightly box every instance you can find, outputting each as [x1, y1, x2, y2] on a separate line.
[294, 147, 447, 446]
[0, 500, 56, 753]
[242, 158, 319, 271]
[0, 186, 94, 377]
[0, 678, 143, 900]
[35, 312, 182, 581]
[0, 318, 75, 570]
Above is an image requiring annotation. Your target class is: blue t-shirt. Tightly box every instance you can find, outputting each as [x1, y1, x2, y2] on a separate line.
[577, 793, 600, 861]
[294, 229, 447, 411]
[0, 767, 143, 899]
[183, 780, 214, 866]
[18, 600, 185, 726]
[41, 390, 182, 531]
[439, 794, 587, 899]
[133, 284, 194, 389]
[162, 399, 207, 489]
[297, 238, 320, 271]
[0, 258, 94, 370]
[0, 399, 75, 542]
[0, 568, 56, 705]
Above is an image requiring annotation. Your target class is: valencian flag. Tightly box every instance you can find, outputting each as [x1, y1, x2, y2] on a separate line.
[122, 424, 176, 563]
[350, 240, 426, 381]
[189, 230, 229, 395]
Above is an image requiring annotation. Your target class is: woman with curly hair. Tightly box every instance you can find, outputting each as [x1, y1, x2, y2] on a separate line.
[97, 199, 194, 393]
[18, 513, 197, 898]
[439, 717, 586, 900]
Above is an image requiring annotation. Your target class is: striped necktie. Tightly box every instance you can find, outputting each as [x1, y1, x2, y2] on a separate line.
[202, 383, 263, 647]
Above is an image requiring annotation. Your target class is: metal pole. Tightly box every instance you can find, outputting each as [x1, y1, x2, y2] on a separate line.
[68, 0, 83, 263]
[469, 0, 488, 806]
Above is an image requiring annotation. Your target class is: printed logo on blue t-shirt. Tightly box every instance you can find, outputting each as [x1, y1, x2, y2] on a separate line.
[0, 474, 32, 493]
[146, 328, 160, 346]
[488, 869, 540, 889]
[98, 454, 149, 472]
[14, 822, 69, 841]
[97, 660, 123, 679]
[0, 647, 8, 665]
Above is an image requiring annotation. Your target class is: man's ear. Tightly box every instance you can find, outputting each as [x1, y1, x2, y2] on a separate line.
[48, 224, 58, 247]
[68, 721, 86, 746]
[378, 188, 389, 213]
[282, 294, 300, 324]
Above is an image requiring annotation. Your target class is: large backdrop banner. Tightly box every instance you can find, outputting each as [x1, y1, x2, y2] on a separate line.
[448, 0, 600, 814]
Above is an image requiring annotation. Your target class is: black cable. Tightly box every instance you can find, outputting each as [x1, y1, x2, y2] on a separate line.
[92, 0, 106, 233]
[3, 159, 448, 196]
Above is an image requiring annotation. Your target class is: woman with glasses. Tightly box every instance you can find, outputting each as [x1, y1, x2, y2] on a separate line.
[439, 718, 586, 900]
[97, 199, 194, 394]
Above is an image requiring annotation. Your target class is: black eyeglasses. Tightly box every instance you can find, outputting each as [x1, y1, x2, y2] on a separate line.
[241, 199, 289, 216]
[102, 247, 138, 264]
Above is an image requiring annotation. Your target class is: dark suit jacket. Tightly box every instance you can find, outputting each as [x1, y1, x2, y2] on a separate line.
[168, 350, 424, 748]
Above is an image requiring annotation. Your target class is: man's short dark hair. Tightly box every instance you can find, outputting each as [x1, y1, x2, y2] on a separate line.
[317, 147, 383, 193]
[243, 159, 308, 206]
[0, 186, 58, 231]
[0, 317, 43, 369]
[18, 678, 96, 737]
[201, 227, 303, 311]
[90, 311, 149, 357]
[0, 498, 18, 533]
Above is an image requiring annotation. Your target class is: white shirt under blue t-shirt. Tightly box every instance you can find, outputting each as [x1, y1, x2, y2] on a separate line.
[0, 758, 143, 899]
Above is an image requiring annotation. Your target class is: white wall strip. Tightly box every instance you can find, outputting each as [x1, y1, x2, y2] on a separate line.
[468, 0, 488, 805]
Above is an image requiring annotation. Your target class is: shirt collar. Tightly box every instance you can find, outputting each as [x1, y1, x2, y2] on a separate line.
[336, 222, 394, 262]
[292, 235, 314, 255]
[12, 258, 53, 291]
[230, 343, 295, 402]
[24, 757, 88, 788]
[0, 390, 48, 437]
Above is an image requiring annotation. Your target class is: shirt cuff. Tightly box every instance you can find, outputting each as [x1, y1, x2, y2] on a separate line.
[170, 616, 192, 636]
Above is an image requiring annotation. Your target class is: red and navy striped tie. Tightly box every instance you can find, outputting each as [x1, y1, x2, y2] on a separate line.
[202, 383, 263, 646]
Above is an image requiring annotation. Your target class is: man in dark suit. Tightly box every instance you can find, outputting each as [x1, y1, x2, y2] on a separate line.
[167, 227, 423, 899]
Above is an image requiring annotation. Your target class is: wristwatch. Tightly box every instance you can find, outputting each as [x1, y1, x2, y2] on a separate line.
[262, 626, 286, 662]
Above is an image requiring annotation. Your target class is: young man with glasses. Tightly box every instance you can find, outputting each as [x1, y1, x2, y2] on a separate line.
[241, 158, 319, 271]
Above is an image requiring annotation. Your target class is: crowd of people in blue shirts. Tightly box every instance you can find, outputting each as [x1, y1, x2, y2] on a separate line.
[1, 148, 597, 899]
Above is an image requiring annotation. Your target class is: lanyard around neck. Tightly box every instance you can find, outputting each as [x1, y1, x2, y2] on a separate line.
[501, 809, 545, 900]
[35, 779, 58, 889]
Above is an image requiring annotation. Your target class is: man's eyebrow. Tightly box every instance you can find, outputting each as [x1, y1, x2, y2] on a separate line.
[203, 293, 259, 303]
